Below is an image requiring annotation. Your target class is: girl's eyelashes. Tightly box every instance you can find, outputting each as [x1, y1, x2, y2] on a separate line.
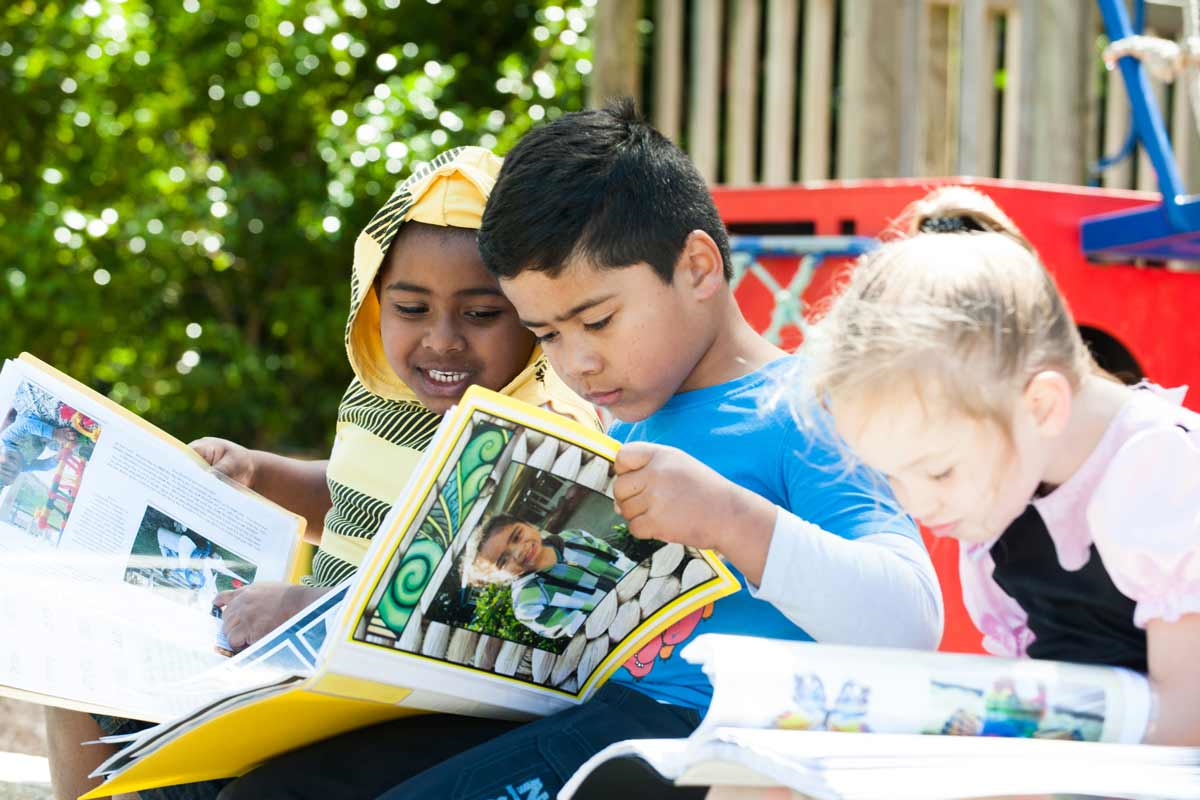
[394, 304, 427, 315]
[533, 330, 558, 344]
[464, 308, 504, 321]
[929, 466, 955, 482]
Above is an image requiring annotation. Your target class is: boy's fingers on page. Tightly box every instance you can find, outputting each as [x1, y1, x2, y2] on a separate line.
[613, 442, 656, 474]
[615, 489, 650, 522]
[626, 514, 660, 540]
[611, 471, 647, 506]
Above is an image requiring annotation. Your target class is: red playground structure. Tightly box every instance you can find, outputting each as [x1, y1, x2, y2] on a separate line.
[716, 177, 1200, 653]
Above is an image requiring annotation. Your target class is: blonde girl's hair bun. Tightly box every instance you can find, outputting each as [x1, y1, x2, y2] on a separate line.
[901, 185, 1036, 254]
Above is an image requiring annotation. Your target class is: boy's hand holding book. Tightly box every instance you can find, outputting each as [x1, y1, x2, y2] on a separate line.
[613, 442, 776, 583]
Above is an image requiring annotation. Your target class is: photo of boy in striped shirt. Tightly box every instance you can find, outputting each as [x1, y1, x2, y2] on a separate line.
[463, 514, 636, 639]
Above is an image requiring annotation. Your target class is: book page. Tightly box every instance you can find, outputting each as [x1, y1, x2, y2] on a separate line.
[325, 386, 739, 718]
[0, 355, 305, 718]
[684, 634, 1152, 744]
[562, 730, 1200, 800]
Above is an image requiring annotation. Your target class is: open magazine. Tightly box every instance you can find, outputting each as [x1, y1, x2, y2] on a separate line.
[562, 634, 1200, 800]
[0, 354, 307, 722]
[81, 385, 740, 797]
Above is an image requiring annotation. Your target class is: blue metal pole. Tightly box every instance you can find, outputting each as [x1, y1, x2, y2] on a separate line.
[1096, 0, 1190, 229]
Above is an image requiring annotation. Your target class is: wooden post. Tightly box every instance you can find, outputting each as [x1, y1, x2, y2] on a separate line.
[898, 0, 927, 177]
[726, 0, 762, 185]
[1020, 0, 1093, 183]
[957, 0, 988, 175]
[688, 0, 724, 182]
[1173, 74, 1200, 192]
[762, 0, 799, 185]
[923, 1, 952, 176]
[1138, 69, 1169, 192]
[653, 0, 684, 143]
[589, 0, 641, 108]
[838, 0, 906, 178]
[799, 0, 834, 181]
[1102, 65, 1134, 189]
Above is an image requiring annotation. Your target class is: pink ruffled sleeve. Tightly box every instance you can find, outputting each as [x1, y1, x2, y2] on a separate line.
[1088, 426, 1200, 628]
[958, 544, 1035, 657]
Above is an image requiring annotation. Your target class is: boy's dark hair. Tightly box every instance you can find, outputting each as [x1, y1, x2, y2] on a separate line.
[478, 98, 732, 283]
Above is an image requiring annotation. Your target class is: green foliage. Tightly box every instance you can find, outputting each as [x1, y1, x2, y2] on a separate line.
[470, 580, 564, 653]
[0, 0, 593, 452]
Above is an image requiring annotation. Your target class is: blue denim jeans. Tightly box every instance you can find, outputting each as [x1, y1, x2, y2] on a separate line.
[375, 684, 702, 800]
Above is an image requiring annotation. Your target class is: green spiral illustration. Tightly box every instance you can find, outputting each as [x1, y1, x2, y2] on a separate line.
[373, 424, 511, 638]
[376, 537, 444, 631]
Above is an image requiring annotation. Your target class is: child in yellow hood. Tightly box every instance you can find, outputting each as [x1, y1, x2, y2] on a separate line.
[45, 147, 597, 800]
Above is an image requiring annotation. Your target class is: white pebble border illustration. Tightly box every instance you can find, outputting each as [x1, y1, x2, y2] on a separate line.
[372, 420, 716, 692]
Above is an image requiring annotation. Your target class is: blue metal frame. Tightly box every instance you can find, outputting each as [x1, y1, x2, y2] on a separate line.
[1089, 0, 1144, 184]
[1082, 0, 1200, 260]
[727, 235, 877, 344]
[728, 235, 877, 260]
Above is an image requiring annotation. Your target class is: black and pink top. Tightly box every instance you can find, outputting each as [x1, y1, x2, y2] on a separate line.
[960, 383, 1200, 669]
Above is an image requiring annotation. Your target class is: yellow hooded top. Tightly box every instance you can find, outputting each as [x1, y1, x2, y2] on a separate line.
[308, 147, 598, 587]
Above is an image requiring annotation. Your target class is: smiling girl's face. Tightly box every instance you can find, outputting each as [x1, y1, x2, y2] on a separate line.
[378, 225, 535, 414]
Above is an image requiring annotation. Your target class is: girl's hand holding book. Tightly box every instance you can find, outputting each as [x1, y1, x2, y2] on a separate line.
[190, 436, 257, 489]
[214, 582, 332, 651]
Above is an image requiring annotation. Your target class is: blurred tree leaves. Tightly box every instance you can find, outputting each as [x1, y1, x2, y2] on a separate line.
[0, 0, 593, 452]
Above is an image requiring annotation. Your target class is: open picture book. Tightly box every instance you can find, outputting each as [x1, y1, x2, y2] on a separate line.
[0, 353, 308, 722]
[561, 634, 1200, 800]
[70, 382, 739, 797]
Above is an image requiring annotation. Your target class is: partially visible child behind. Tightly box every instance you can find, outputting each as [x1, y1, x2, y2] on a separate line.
[43, 147, 598, 800]
[801, 186, 1200, 745]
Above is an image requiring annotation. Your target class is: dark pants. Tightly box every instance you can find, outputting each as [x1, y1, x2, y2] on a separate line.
[218, 684, 701, 800]
[376, 684, 701, 800]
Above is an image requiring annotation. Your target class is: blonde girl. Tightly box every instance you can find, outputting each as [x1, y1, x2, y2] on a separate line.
[802, 186, 1200, 745]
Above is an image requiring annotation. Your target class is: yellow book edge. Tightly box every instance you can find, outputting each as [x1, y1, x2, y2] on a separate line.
[79, 675, 423, 799]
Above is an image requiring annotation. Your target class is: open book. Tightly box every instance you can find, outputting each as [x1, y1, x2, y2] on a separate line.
[562, 634, 1200, 800]
[81, 384, 740, 797]
[0, 354, 308, 722]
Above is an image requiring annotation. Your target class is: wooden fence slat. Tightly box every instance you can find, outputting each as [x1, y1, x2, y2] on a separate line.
[957, 0, 988, 175]
[1173, 74, 1200, 193]
[1025, 0, 1093, 184]
[1101, 66, 1134, 188]
[977, 10, 1000, 176]
[689, 0, 724, 182]
[1138, 61, 1169, 192]
[799, 0, 833, 181]
[839, 0, 906, 178]
[760, 0, 798, 184]
[923, 1, 952, 176]
[653, 0, 684, 143]
[588, 0, 640, 107]
[895, 0, 926, 176]
[726, 0, 762, 185]
[999, 4, 1020, 178]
